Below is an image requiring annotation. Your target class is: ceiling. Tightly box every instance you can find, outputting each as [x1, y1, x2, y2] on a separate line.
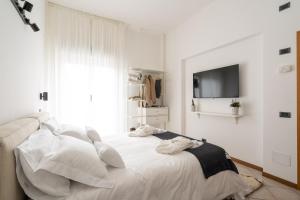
[48, 0, 213, 33]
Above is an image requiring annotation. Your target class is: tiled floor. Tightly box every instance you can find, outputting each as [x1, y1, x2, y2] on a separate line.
[235, 163, 300, 200]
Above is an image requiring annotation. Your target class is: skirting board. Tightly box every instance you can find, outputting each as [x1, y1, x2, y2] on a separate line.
[262, 171, 297, 189]
[231, 157, 297, 189]
[231, 157, 263, 172]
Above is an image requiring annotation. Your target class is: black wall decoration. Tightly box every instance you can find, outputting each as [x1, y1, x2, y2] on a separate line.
[279, 2, 291, 12]
[10, 0, 40, 32]
[279, 47, 291, 55]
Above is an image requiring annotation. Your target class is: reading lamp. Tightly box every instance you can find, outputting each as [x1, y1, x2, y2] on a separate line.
[10, 0, 40, 32]
[40, 92, 48, 101]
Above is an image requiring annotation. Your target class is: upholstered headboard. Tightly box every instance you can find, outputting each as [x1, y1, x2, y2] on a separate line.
[0, 112, 49, 200]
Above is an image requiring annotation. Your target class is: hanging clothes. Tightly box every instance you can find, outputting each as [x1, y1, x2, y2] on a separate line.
[143, 75, 152, 107]
[140, 75, 157, 107]
[148, 75, 156, 105]
[155, 79, 162, 98]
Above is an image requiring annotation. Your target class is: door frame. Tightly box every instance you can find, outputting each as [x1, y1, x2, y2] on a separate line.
[297, 31, 300, 189]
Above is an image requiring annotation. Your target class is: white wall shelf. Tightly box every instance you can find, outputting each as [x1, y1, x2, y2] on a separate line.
[128, 99, 146, 103]
[130, 68, 164, 74]
[192, 111, 243, 124]
[128, 82, 145, 86]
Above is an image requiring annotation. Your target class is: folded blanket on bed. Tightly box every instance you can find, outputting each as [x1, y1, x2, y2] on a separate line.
[153, 132, 238, 179]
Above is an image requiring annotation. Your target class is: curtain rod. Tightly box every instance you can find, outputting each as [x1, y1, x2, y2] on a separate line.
[47, 2, 126, 25]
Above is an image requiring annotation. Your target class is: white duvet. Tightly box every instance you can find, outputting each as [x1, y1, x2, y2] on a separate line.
[66, 135, 248, 200]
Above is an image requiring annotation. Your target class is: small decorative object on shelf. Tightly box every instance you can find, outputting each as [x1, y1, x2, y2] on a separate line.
[230, 99, 241, 115]
[129, 127, 136, 132]
[191, 99, 195, 112]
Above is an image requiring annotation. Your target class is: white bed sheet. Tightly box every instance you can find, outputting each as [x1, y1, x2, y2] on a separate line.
[66, 134, 248, 200]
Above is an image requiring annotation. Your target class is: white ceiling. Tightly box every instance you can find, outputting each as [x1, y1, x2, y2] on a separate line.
[48, 0, 213, 33]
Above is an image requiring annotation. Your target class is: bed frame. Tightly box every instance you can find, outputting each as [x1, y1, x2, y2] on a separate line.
[0, 112, 49, 200]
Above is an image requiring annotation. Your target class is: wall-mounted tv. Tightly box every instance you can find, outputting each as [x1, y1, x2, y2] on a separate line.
[193, 64, 239, 98]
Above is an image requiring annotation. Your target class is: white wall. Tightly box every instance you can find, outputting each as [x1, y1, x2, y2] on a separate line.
[185, 35, 263, 166]
[165, 0, 300, 183]
[126, 28, 165, 129]
[126, 28, 164, 71]
[0, 0, 45, 124]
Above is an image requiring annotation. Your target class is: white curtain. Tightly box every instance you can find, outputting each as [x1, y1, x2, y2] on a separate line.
[46, 4, 127, 135]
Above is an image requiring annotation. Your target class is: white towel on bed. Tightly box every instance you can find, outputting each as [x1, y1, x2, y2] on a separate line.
[156, 136, 197, 154]
[128, 125, 165, 137]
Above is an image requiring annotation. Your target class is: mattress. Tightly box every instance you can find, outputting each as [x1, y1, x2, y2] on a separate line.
[66, 134, 248, 200]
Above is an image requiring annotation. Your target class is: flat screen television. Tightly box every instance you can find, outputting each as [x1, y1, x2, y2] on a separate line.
[193, 64, 239, 98]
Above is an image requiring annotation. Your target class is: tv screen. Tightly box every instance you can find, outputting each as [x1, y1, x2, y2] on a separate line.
[193, 64, 239, 98]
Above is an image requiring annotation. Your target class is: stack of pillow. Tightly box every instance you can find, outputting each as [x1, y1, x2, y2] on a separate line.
[15, 118, 125, 200]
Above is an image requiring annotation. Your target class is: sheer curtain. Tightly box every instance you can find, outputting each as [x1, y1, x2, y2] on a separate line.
[46, 4, 127, 135]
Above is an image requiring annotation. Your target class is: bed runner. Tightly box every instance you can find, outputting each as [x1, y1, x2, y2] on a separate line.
[152, 132, 238, 179]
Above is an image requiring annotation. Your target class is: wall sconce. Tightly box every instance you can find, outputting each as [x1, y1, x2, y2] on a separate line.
[40, 92, 48, 101]
[10, 0, 40, 32]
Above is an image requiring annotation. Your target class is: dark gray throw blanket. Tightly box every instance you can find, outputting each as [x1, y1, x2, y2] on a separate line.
[152, 131, 238, 179]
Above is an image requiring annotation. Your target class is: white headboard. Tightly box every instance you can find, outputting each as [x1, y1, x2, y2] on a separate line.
[0, 112, 49, 200]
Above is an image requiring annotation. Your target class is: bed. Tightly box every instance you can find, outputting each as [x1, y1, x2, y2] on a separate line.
[0, 112, 248, 200]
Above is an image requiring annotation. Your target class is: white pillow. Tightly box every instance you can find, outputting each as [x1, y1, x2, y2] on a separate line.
[94, 142, 125, 168]
[19, 151, 70, 197]
[86, 126, 101, 143]
[42, 118, 92, 143]
[37, 135, 113, 188]
[42, 118, 60, 132]
[42, 118, 102, 145]
[15, 149, 66, 200]
[54, 124, 91, 143]
[16, 129, 70, 197]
